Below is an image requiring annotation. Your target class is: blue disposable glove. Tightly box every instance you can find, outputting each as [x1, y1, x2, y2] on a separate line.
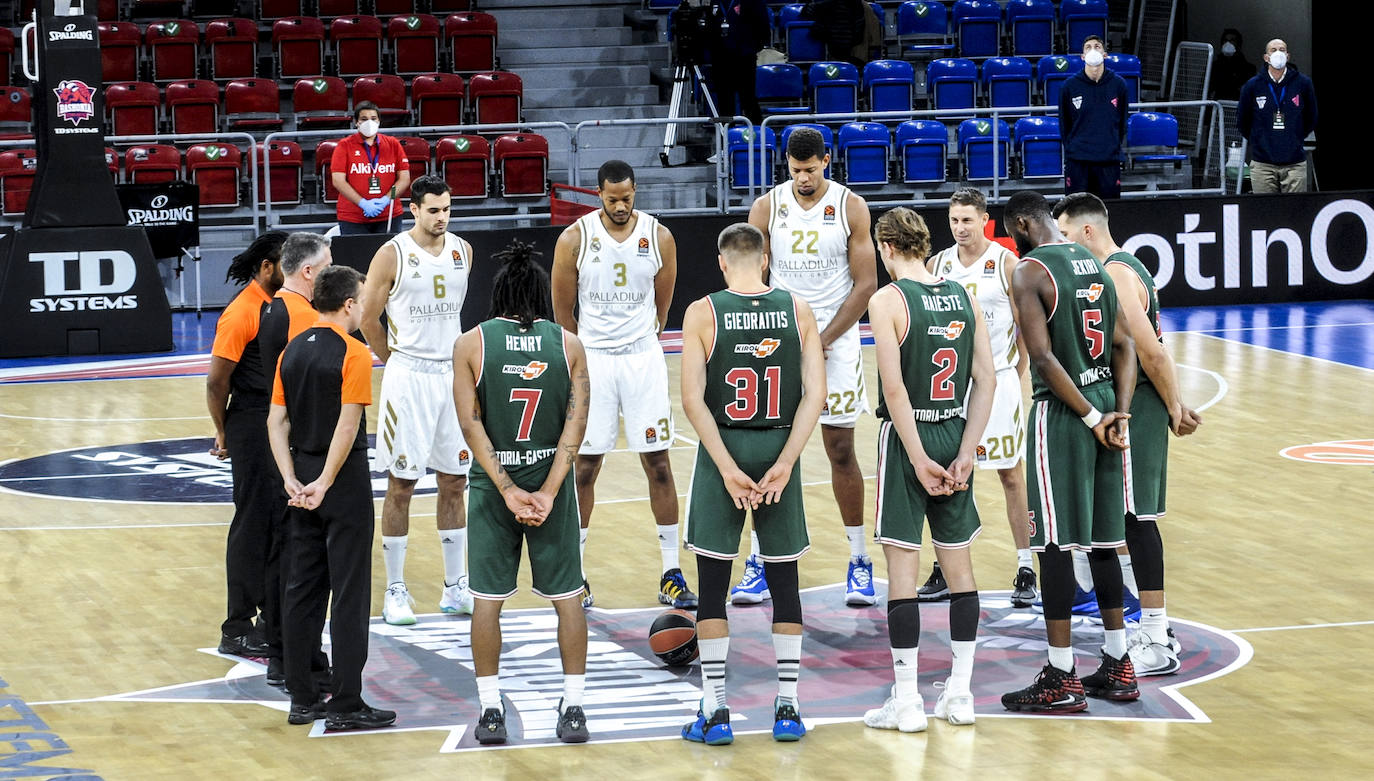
[359, 198, 383, 218]
[375, 194, 392, 209]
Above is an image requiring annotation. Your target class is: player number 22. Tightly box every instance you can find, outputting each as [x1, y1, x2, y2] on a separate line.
[510, 388, 543, 442]
[1083, 309, 1104, 359]
[724, 366, 782, 421]
[790, 230, 819, 255]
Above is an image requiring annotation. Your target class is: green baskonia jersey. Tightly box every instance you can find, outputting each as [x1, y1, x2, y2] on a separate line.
[875, 278, 977, 423]
[472, 317, 571, 481]
[1105, 250, 1162, 388]
[1023, 242, 1118, 401]
[704, 288, 804, 429]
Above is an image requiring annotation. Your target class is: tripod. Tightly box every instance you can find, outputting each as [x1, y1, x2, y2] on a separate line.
[661, 63, 721, 166]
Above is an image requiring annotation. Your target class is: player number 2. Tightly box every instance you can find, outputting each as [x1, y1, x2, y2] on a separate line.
[930, 347, 958, 402]
[509, 388, 543, 442]
[724, 366, 782, 421]
[1083, 309, 1104, 359]
[433, 274, 446, 299]
[790, 230, 819, 255]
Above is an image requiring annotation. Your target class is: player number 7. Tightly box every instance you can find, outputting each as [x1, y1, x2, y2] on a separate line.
[510, 388, 543, 441]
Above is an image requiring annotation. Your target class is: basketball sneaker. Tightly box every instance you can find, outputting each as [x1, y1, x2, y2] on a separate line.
[1067, 586, 1142, 622]
[382, 583, 417, 626]
[1001, 664, 1088, 712]
[934, 684, 976, 726]
[439, 576, 474, 615]
[659, 568, 699, 610]
[1011, 566, 1038, 608]
[863, 688, 927, 732]
[475, 707, 508, 745]
[1081, 650, 1140, 701]
[1127, 631, 1181, 677]
[682, 702, 733, 745]
[580, 579, 595, 609]
[1167, 627, 1182, 654]
[729, 555, 770, 605]
[916, 562, 949, 602]
[845, 555, 878, 606]
[772, 697, 806, 741]
[556, 698, 590, 744]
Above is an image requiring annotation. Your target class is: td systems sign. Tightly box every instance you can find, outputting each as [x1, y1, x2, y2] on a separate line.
[28, 250, 140, 312]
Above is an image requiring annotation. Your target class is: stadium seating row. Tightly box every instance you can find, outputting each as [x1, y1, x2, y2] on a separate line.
[5, 1, 473, 24]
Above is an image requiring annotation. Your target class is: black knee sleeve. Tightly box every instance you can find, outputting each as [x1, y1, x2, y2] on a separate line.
[1125, 518, 1165, 591]
[695, 555, 734, 622]
[1087, 547, 1124, 610]
[948, 591, 979, 642]
[1038, 548, 1075, 621]
[887, 598, 921, 648]
[763, 560, 802, 625]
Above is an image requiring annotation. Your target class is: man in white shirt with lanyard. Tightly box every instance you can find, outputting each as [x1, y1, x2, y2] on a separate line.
[918, 187, 1037, 607]
[551, 160, 695, 610]
[359, 175, 476, 625]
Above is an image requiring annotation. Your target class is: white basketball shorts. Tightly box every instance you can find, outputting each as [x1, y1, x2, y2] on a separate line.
[372, 352, 471, 479]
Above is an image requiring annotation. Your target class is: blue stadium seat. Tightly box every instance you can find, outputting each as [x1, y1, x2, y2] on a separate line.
[1126, 111, 1188, 168]
[779, 123, 835, 176]
[1038, 54, 1083, 106]
[863, 59, 916, 113]
[952, 0, 1000, 58]
[756, 64, 810, 115]
[781, 4, 825, 63]
[837, 121, 890, 185]
[1006, 0, 1054, 57]
[809, 61, 860, 115]
[958, 117, 1010, 179]
[1106, 53, 1141, 105]
[981, 56, 1034, 117]
[1061, 0, 1108, 53]
[1014, 115, 1062, 178]
[928, 57, 977, 112]
[896, 0, 953, 57]
[729, 126, 777, 189]
[895, 119, 948, 183]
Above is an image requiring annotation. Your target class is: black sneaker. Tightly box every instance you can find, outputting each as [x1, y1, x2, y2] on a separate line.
[325, 704, 397, 730]
[1081, 651, 1140, 701]
[580, 579, 595, 609]
[916, 563, 949, 602]
[265, 657, 286, 687]
[556, 698, 590, 743]
[475, 707, 508, 745]
[287, 697, 325, 725]
[659, 568, 699, 610]
[1011, 566, 1038, 608]
[218, 633, 272, 657]
[1001, 664, 1088, 712]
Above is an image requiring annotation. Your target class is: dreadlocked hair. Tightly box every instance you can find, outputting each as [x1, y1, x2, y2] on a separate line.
[225, 231, 288, 285]
[488, 238, 553, 329]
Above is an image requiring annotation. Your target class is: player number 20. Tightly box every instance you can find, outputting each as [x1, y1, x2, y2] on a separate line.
[725, 366, 782, 421]
[790, 230, 819, 255]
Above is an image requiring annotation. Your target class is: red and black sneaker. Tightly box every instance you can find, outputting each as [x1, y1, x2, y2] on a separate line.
[1081, 651, 1140, 701]
[1001, 664, 1089, 713]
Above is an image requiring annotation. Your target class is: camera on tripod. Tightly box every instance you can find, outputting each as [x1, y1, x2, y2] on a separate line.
[670, 0, 722, 67]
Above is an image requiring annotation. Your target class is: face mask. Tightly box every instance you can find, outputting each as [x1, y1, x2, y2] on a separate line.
[1267, 51, 1287, 70]
[1084, 49, 1105, 67]
[358, 119, 380, 137]
[1221, 42, 1236, 56]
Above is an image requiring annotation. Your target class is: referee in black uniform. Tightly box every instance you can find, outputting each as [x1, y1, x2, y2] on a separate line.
[268, 265, 396, 731]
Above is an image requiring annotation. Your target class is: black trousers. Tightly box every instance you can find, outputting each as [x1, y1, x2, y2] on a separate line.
[1064, 158, 1122, 200]
[221, 403, 276, 640]
[710, 50, 762, 125]
[282, 450, 375, 712]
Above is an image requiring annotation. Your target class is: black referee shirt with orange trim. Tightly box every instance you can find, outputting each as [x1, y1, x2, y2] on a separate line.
[259, 289, 319, 382]
[211, 280, 273, 409]
[272, 321, 373, 455]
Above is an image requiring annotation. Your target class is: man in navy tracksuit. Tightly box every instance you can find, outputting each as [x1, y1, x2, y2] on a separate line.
[1237, 39, 1317, 193]
[1058, 35, 1130, 200]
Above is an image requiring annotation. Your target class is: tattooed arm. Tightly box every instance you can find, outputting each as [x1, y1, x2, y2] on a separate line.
[528, 330, 590, 522]
[452, 327, 540, 522]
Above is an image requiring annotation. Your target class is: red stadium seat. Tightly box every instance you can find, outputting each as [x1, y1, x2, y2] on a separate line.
[468, 71, 522, 126]
[493, 133, 547, 197]
[0, 86, 31, 138]
[257, 141, 303, 204]
[273, 17, 326, 80]
[98, 22, 143, 84]
[205, 18, 257, 82]
[0, 148, 37, 216]
[445, 12, 497, 73]
[259, 1, 305, 21]
[104, 146, 121, 180]
[165, 79, 219, 134]
[125, 144, 182, 184]
[315, 139, 341, 203]
[145, 20, 200, 83]
[0, 28, 14, 86]
[393, 136, 431, 195]
[352, 73, 409, 124]
[436, 135, 488, 198]
[331, 15, 384, 78]
[411, 72, 464, 128]
[374, 1, 420, 17]
[98, 0, 120, 20]
[224, 78, 285, 131]
[186, 143, 242, 206]
[293, 76, 352, 128]
[318, 0, 363, 17]
[388, 14, 441, 76]
[105, 81, 161, 137]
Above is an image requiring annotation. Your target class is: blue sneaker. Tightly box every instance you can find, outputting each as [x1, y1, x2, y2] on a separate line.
[659, 568, 699, 610]
[729, 555, 770, 605]
[682, 702, 733, 745]
[845, 555, 877, 606]
[772, 697, 806, 741]
[1069, 586, 1142, 622]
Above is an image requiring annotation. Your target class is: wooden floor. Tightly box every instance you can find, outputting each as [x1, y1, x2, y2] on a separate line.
[2, 314, 1373, 779]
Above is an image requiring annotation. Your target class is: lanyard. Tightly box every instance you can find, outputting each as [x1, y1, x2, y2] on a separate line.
[363, 138, 381, 174]
[1267, 79, 1285, 109]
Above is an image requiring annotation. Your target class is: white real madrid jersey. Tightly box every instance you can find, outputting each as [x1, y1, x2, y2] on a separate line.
[384, 229, 470, 361]
[575, 210, 663, 350]
[766, 181, 854, 313]
[930, 242, 1019, 371]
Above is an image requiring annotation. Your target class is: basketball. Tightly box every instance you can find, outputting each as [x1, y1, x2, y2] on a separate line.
[648, 609, 699, 667]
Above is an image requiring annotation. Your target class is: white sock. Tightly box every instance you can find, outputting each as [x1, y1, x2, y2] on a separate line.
[1072, 549, 1094, 592]
[1141, 606, 1169, 644]
[845, 526, 867, 559]
[1118, 553, 1138, 597]
[772, 633, 802, 707]
[476, 674, 502, 712]
[698, 636, 729, 712]
[749, 530, 761, 559]
[1048, 645, 1074, 673]
[949, 640, 976, 695]
[891, 646, 919, 702]
[439, 528, 467, 586]
[658, 523, 680, 572]
[1104, 628, 1127, 659]
[579, 527, 588, 575]
[562, 674, 585, 709]
[1017, 548, 1033, 570]
[382, 535, 408, 587]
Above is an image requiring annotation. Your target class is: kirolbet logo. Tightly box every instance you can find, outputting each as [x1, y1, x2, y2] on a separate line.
[28, 251, 139, 312]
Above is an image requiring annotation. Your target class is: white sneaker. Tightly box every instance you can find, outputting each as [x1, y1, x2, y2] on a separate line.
[439, 576, 474, 616]
[933, 688, 976, 725]
[383, 583, 417, 626]
[1127, 631, 1181, 677]
[863, 691, 926, 733]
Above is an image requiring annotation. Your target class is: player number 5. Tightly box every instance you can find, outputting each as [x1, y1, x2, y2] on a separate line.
[1083, 309, 1104, 359]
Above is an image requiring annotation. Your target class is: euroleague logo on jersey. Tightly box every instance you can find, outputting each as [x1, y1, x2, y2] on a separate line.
[638, 237, 650, 255]
[733, 337, 781, 358]
[983, 259, 997, 275]
[502, 360, 548, 379]
[823, 205, 836, 222]
[451, 249, 464, 269]
[927, 321, 966, 340]
[1077, 283, 1105, 302]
